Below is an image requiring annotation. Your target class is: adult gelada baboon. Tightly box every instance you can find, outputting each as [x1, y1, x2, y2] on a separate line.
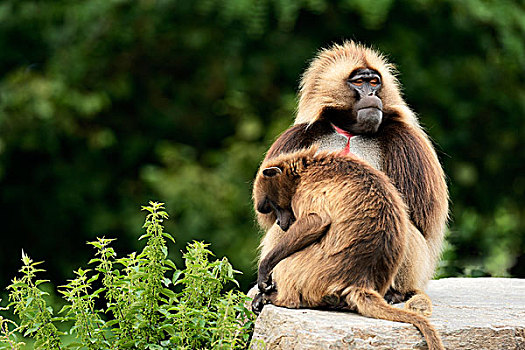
[254, 41, 448, 306]
[252, 148, 444, 350]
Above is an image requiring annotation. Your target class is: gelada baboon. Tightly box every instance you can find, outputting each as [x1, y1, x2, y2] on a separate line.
[256, 41, 448, 304]
[252, 148, 444, 350]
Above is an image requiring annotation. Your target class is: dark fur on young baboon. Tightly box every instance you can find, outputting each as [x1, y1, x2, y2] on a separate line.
[252, 148, 444, 350]
[255, 41, 448, 306]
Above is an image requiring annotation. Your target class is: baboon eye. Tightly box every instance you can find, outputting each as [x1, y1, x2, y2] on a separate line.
[352, 79, 364, 86]
[370, 78, 379, 86]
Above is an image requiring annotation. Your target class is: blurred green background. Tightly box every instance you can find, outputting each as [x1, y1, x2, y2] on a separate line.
[0, 0, 524, 291]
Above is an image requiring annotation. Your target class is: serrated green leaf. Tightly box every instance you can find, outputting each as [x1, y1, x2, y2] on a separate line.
[87, 273, 99, 284]
[164, 259, 177, 270]
[162, 232, 175, 243]
[35, 279, 50, 286]
[172, 270, 183, 284]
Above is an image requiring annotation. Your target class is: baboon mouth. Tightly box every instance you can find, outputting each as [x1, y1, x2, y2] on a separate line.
[357, 106, 382, 113]
[357, 107, 383, 120]
[354, 95, 383, 111]
[356, 108, 383, 134]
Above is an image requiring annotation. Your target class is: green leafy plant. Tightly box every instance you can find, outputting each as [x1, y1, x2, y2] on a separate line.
[0, 303, 24, 349]
[0, 202, 255, 349]
[7, 253, 62, 349]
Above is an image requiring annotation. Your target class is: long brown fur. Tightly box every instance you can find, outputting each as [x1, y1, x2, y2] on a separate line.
[256, 41, 448, 301]
[253, 149, 444, 350]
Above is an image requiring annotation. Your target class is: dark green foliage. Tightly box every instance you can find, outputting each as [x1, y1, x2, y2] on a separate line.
[0, 202, 254, 349]
[0, 0, 524, 292]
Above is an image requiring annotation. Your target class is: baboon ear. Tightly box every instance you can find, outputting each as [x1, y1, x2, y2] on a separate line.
[262, 166, 282, 177]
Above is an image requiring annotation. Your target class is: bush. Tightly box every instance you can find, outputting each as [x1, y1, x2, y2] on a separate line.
[0, 202, 255, 349]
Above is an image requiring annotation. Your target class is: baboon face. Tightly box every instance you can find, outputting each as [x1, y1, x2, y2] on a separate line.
[297, 41, 404, 135]
[322, 67, 383, 136]
[254, 166, 296, 232]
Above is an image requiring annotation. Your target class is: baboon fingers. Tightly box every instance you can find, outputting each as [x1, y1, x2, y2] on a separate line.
[257, 273, 275, 293]
[252, 291, 277, 315]
[251, 292, 265, 315]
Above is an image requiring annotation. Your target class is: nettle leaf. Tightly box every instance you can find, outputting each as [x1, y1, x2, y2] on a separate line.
[92, 288, 105, 297]
[35, 279, 50, 286]
[160, 246, 168, 258]
[57, 305, 71, 315]
[164, 259, 177, 270]
[141, 206, 154, 213]
[160, 288, 177, 300]
[162, 232, 176, 243]
[105, 319, 119, 328]
[172, 270, 183, 284]
[87, 273, 99, 284]
[25, 323, 42, 335]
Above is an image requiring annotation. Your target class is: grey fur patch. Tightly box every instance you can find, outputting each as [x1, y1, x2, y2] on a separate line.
[315, 133, 383, 171]
[350, 136, 383, 171]
[315, 132, 348, 152]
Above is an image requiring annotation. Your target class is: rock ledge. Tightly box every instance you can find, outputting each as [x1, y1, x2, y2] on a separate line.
[250, 278, 525, 349]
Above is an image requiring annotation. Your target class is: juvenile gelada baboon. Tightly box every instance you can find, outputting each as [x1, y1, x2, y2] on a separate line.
[252, 148, 444, 350]
[256, 41, 448, 305]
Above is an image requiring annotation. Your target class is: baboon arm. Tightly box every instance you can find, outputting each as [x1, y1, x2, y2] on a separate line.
[380, 119, 448, 239]
[264, 121, 333, 161]
[258, 212, 331, 291]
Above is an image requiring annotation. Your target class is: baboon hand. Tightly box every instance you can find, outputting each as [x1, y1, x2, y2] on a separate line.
[258, 258, 277, 293]
[257, 270, 276, 293]
[251, 292, 271, 315]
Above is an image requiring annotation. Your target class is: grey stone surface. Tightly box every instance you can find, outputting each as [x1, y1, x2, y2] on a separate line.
[250, 278, 525, 349]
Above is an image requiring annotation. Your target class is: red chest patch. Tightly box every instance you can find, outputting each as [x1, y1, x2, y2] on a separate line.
[331, 124, 353, 156]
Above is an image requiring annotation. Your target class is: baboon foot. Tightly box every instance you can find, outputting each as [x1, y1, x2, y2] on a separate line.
[405, 292, 432, 317]
[384, 287, 414, 304]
